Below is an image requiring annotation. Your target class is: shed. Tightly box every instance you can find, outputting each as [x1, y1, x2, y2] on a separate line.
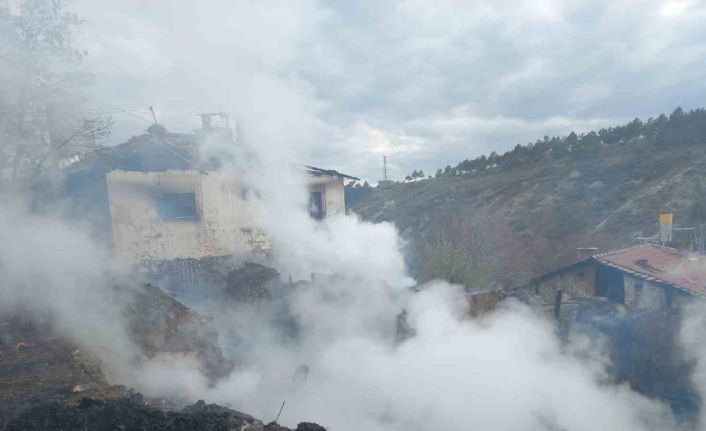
[520, 244, 705, 311]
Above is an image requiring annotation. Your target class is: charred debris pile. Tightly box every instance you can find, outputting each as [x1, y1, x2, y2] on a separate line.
[0, 269, 326, 431]
[3, 253, 702, 428]
[5, 397, 323, 431]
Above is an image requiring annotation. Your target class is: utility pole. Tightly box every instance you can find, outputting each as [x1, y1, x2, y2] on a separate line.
[383, 156, 388, 181]
[148, 106, 158, 125]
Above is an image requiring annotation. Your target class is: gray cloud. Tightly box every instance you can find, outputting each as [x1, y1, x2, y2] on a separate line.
[74, 0, 706, 181]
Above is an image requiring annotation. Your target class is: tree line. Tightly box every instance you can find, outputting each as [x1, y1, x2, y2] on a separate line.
[406, 107, 706, 179]
[1, 0, 111, 191]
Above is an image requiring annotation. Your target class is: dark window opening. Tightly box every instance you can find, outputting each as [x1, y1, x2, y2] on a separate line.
[309, 191, 325, 219]
[553, 289, 563, 319]
[664, 287, 673, 309]
[634, 282, 643, 296]
[158, 193, 199, 220]
[595, 265, 625, 304]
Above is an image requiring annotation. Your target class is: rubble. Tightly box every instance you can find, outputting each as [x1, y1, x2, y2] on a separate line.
[0, 283, 228, 427]
[4, 395, 327, 431]
[4, 398, 265, 431]
[144, 256, 233, 300]
[264, 422, 327, 431]
[126, 283, 235, 381]
[0, 314, 129, 428]
[225, 262, 281, 304]
[0, 280, 327, 430]
[264, 422, 292, 431]
[292, 423, 327, 431]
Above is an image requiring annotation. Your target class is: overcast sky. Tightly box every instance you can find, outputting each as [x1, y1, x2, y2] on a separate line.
[73, 0, 706, 182]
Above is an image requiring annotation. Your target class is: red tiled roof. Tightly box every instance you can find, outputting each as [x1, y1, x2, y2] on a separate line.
[592, 244, 706, 297]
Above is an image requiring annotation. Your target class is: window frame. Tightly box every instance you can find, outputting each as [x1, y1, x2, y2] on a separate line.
[156, 192, 200, 221]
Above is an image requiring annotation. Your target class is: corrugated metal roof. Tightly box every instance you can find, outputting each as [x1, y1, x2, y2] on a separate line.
[592, 244, 706, 297]
[304, 165, 360, 181]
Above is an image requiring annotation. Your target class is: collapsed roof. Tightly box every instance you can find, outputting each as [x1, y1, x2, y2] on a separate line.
[65, 131, 359, 180]
[304, 165, 360, 181]
[65, 132, 204, 174]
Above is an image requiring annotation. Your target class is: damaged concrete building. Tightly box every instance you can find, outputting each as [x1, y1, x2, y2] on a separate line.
[64, 120, 358, 281]
[520, 244, 706, 311]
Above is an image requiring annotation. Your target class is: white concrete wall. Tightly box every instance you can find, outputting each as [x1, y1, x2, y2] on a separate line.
[106, 170, 264, 261]
[306, 175, 346, 216]
[106, 170, 346, 261]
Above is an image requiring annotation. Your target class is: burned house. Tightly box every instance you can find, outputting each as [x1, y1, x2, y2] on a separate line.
[304, 165, 358, 220]
[64, 123, 358, 266]
[521, 244, 706, 311]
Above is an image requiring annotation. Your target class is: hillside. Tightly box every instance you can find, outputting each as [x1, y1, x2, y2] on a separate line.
[349, 111, 706, 288]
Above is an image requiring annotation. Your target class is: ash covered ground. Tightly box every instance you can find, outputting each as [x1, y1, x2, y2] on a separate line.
[0, 271, 327, 431]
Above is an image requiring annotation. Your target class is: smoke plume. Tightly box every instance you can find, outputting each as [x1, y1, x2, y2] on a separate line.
[131, 76, 687, 431]
[1, 2, 705, 430]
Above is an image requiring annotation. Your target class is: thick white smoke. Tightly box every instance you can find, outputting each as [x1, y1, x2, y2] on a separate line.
[0, 2, 703, 430]
[0, 60, 687, 431]
[0, 93, 694, 431]
[680, 302, 706, 429]
[0, 200, 141, 384]
[267, 287, 676, 431]
[0, 42, 694, 431]
[0, 196, 686, 431]
[134, 77, 686, 430]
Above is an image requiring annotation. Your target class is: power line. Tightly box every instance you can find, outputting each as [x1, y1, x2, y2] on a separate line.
[89, 97, 153, 124]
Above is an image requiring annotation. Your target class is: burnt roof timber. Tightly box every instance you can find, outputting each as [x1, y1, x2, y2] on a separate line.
[304, 165, 360, 181]
[65, 134, 360, 180]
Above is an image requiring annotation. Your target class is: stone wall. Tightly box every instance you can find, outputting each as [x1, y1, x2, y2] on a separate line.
[624, 276, 669, 310]
[529, 261, 596, 305]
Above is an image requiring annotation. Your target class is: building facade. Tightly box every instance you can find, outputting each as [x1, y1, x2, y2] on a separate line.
[519, 244, 704, 312]
[65, 129, 357, 264]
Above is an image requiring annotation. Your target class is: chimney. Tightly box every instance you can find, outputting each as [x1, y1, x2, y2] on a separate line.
[576, 247, 599, 260]
[659, 213, 673, 245]
[196, 113, 234, 142]
[200, 113, 213, 130]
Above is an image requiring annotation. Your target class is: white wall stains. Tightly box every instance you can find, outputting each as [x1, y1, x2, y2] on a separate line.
[107, 170, 244, 260]
[307, 175, 346, 217]
[105, 169, 347, 261]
